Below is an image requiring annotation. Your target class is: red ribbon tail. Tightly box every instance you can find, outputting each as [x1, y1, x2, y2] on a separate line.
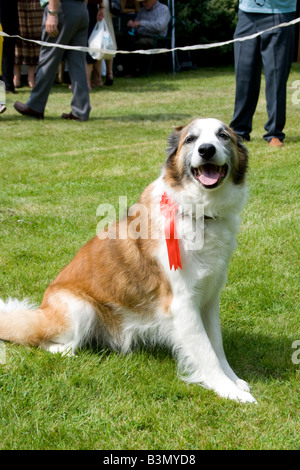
[164, 209, 182, 271]
[166, 237, 182, 271]
[160, 192, 182, 271]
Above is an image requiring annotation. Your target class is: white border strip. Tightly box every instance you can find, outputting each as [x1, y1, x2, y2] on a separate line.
[0, 17, 299, 56]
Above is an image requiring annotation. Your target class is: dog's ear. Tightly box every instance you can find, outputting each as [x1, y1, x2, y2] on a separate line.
[166, 126, 184, 159]
[229, 128, 249, 184]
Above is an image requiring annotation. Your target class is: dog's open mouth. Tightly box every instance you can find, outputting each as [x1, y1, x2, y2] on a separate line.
[192, 163, 228, 188]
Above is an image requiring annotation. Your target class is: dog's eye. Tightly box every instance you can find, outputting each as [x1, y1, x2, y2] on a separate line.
[218, 132, 230, 141]
[184, 135, 196, 144]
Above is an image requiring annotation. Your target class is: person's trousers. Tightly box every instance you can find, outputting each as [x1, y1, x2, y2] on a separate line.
[230, 10, 296, 141]
[27, 1, 91, 120]
[0, 0, 18, 92]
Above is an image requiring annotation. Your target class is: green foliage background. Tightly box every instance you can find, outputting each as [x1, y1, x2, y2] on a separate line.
[173, 0, 239, 65]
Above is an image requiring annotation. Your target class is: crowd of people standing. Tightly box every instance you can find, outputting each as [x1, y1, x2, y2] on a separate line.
[0, 0, 171, 120]
[0, 0, 298, 145]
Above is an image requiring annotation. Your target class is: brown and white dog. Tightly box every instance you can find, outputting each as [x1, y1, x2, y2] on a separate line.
[0, 118, 256, 403]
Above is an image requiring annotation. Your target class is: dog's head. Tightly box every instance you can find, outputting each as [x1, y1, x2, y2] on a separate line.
[164, 118, 248, 191]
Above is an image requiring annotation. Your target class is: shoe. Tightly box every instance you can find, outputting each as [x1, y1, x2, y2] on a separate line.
[105, 75, 114, 86]
[0, 104, 6, 114]
[268, 138, 284, 147]
[91, 79, 103, 88]
[14, 101, 44, 119]
[61, 112, 85, 121]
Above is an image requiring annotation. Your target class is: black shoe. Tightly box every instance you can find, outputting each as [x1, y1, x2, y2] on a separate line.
[105, 76, 114, 86]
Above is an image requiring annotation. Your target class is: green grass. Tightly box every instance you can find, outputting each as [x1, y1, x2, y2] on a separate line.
[0, 65, 299, 450]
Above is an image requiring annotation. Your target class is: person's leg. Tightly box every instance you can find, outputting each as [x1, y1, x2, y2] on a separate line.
[64, 3, 90, 121]
[92, 60, 103, 87]
[26, 7, 65, 113]
[0, 0, 18, 92]
[230, 11, 262, 140]
[67, 49, 91, 119]
[27, 65, 37, 88]
[13, 64, 22, 88]
[86, 62, 93, 90]
[260, 12, 296, 142]
[104, 58, 113, 85]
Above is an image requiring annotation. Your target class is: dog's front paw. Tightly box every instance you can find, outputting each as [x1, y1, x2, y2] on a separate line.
[226, 388, 257, 404]
[236, 378, 251, 393]
[217, 381, 257, 404]
[229, 388, 257, 404]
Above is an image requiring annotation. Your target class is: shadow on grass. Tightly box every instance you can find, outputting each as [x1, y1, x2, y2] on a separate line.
[47, 80, 181, 94]
[87, 328, 297, 384]
[223, 329, 297, 382]
[5, 112, 191, 123]
[90, 113, 192, 122]
[284, 135, 300, 143]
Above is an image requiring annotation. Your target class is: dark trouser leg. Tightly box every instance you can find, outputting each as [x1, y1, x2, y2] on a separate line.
[2, 38, 16, 92]
[261, 12, 296, 142]
[0, 0, 18, 92]
[230, 11, 262, 140]
[27, 2, 90, 119]
[67, 48, 91, 120]
[27, 8, 66, 113]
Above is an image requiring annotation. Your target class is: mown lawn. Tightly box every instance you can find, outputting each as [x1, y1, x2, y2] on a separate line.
[0, 64, 299, 450]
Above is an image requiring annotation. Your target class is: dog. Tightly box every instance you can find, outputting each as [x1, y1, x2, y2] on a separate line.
[0, 118, 256, 403]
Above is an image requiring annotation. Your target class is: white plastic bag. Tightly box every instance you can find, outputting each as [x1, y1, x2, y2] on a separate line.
[88, 19, 116, 61]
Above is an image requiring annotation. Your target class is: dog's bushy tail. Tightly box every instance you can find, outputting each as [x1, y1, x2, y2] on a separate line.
[0, 298, 66, 346]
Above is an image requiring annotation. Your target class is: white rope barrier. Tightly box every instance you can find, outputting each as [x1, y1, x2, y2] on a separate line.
[0, 16, 299, 57]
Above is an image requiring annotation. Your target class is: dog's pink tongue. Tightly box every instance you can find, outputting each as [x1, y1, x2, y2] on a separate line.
[199, 165, 219, 186]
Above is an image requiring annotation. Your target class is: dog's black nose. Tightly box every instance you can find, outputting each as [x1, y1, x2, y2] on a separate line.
[198, 144, 216, 160]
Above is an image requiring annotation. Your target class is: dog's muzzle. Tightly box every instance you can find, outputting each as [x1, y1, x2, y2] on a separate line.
[191, 143, 228, 189]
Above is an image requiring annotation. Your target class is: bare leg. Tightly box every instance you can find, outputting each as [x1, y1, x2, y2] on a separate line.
[13, 64, 22, 88]
[85, 62, 93, 90]
[91, 60, 103, 87]
[27, 65, 37, 88]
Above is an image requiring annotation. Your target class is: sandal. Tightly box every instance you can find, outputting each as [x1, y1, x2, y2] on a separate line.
[91, 79, 103, 88]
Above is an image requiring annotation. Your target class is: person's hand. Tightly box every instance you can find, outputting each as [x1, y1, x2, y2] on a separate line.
[127, 20, 141, 29]
[96, 7, 104, 22]
[132, 20, 141, 29]
[46, 13, 59, 37]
